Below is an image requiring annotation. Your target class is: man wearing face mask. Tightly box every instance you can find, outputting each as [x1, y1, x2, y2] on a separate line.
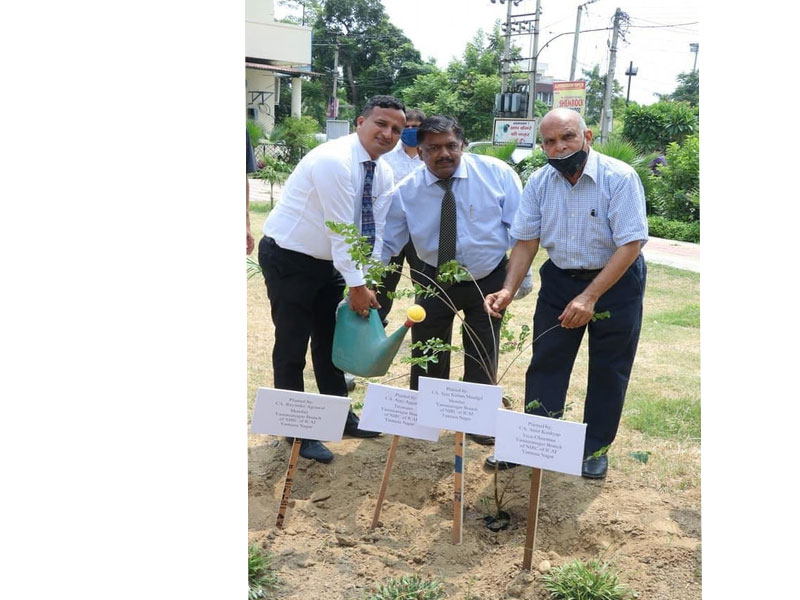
[376, 108, 427, 324]
[483, 108, 648, 479]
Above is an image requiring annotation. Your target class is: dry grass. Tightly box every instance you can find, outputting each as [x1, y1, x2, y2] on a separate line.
[247, 207, 700, 492]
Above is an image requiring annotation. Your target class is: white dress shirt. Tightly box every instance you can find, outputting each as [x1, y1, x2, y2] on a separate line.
[382, 152, 522, 280]
[381, 141, 424, 185]
[263, 133, 394, 287]
[511, 148, 648, 270]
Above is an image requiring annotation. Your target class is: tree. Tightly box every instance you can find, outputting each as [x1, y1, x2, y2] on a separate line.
[666, 70, 699, 107]
[581, 64, 624, 126]
[397, 26, 520, 142]
[311, 0, 429, 114]
[276, 0, 322, 26]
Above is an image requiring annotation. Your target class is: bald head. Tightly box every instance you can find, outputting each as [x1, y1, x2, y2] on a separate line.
[540, 108, 587, 137]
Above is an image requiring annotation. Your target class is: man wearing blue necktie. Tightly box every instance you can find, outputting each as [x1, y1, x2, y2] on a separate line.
[381, 115, 522, 446]
[258, 95, 406, 463]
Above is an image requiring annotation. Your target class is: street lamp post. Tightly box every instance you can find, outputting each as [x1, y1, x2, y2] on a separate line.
[689, 42, 699, 72]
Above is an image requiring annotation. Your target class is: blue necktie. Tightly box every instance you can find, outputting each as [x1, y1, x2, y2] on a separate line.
[361, 160, 376, 249]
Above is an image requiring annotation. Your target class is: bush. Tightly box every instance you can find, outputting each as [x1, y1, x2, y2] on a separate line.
[469, 140, 517, 163]
[622, 101, 698, 152]
[365, 574, 445, 600]
[270, 116, 321, 166]
[650, 134, 700, 222]
[516, 148, 549, 185]
[248, 545, 278, 599]
[648, 215, 700, 242]
[542, 559, 633, 600]
[247, 119, 268, 146]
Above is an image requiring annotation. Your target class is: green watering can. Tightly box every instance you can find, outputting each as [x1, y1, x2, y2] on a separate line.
[332, 301, 426, 378]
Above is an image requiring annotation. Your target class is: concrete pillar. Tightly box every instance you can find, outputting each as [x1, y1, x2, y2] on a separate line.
[291, 77, 302, 118]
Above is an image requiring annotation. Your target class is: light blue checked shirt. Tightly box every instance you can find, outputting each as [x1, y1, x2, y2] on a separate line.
[511, 148, 648, 270]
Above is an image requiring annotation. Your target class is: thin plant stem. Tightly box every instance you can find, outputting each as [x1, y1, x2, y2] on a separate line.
[404, 267, 497, 384]
[496, 322, 562, 384]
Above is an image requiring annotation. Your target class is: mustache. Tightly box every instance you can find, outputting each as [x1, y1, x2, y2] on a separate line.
[435, 158, 454, 164]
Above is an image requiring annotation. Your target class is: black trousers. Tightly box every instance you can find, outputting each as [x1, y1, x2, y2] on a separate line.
[524, 255, 646, 456]
[257, 236, 347, 397]
[409, 257, 507, 391]
[376, 240, 423, 324]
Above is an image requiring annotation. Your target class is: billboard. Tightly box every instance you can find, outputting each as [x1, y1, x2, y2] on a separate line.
[552, 81, 586, 116]
[492, 118, 536, 149]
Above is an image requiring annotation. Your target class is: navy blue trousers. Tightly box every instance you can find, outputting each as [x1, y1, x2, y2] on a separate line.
[524, 255, 646, 457]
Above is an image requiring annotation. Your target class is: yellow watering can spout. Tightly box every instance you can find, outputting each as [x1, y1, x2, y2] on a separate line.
[332, 302, 426, 378]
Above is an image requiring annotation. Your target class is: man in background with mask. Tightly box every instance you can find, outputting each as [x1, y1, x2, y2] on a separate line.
[376, 108, 426, 325]
[483, 108, 648, 479]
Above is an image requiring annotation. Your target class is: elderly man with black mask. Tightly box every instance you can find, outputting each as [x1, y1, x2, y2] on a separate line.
[483, 108, 648, 479]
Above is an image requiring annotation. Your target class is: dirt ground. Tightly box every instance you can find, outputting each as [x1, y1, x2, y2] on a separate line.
[248, 431, 700, 600]
[247, 204, 701, 599]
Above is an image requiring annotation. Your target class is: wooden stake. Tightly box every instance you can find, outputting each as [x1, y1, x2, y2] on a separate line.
[522, 467, 543, 570]
[371, 435, 400, 529]
[276, 438, 302, 529]
[453, 431, 465, 545]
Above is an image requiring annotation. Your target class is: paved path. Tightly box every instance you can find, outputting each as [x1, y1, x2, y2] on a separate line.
[642, 236, 699, 273]
[249, 179, 700, 273]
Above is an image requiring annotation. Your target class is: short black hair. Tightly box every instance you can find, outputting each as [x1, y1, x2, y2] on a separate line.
[416, 115, 464, 145]
[405, 108, 426, 123]
[361, 95, 406, 118]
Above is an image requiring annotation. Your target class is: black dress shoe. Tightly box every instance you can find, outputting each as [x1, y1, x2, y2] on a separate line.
[343, 410, 381, 438]
[467, 433, 496, 446]
[299, 439, 334, 464]
[581, 454, 608, 479]
[484, 455, 519, 470]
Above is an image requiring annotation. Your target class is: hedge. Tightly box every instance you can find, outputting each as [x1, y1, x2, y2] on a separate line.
[648, 216, 700, 243]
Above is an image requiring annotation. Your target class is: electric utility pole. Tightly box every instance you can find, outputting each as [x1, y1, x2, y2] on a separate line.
[600, 8, 623, 143]
[501, 0, 514, 93]
[526, 0, 541, 119]
[329, 39, 339, 119]
[570, 0, 598, 81]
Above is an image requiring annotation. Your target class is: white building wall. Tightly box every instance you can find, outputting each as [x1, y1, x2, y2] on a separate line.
[246, 70, 278, 136]
[245, 0, 311, 65]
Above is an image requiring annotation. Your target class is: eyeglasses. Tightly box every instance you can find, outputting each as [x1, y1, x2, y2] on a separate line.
[422, 142, 462, 154]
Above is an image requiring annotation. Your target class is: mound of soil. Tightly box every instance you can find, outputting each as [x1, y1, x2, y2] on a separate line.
[248, 431, 700, 599]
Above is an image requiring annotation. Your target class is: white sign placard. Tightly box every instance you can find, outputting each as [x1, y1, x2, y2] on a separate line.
[359, 383, 440, 442]
[416, 377, 503, 436]
[250, 387, 351, 441]
[493, 409, 587, 476]
[492, 118, 536, 148]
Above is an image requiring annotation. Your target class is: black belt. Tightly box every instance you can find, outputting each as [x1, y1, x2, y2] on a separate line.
[564, 268, 603, 281]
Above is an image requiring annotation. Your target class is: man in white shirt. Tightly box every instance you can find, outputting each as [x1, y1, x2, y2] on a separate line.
[257, 95, 406, 463]
[376, 108, 426, 325]
[381, 115, 522, 446]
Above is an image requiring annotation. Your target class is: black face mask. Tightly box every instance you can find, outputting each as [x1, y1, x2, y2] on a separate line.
[548, 145, 587, 177]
